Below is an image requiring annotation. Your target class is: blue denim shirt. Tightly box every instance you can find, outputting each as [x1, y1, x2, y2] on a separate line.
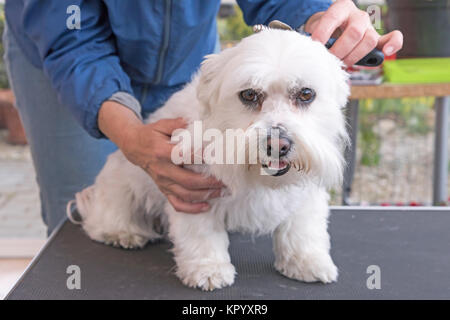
[5, 0, 331, 138]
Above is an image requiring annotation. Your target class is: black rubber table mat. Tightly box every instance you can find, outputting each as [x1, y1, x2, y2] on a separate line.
[7, 208, 450, 299]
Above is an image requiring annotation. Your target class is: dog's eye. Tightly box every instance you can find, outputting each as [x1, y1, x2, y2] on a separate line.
[239, 89, 260, 105]
[295, 88, 316, 104]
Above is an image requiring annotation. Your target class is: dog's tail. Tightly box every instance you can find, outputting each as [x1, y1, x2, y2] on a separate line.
[66, 185, 96, 225]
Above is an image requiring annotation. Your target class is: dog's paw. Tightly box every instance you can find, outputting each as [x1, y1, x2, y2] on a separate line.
[102, 232, 151, 249]
[275, 252, 338, 284]
[177, 262, 236, 291]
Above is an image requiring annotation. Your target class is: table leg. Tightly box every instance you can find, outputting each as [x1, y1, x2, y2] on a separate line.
[433, 96, 449, 205]
[342, 100, 359, 205]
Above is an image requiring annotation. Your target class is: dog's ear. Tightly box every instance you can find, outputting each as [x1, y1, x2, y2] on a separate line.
[330, 60, 351, 109]
[197, 54, 219, 109]
[197, 53, 222, 111]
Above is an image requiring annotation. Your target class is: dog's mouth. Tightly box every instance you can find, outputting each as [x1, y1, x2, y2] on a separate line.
[261, 160, 291, 176]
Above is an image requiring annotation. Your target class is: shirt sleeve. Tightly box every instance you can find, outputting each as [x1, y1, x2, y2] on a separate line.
[20, 0, 135, 138]
[237, 0, 333, 29]
[108, 92, 143, 122]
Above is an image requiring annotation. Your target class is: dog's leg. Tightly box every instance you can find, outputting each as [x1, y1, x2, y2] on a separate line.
[77, 151, 164, 249]
[273, 187, 338, 283]
[167, 205, 235, 291]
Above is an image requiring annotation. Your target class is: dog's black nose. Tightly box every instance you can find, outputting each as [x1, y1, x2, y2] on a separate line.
[266, 127, 292, 157]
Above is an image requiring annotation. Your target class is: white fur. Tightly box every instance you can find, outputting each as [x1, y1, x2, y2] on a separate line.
[74, 30, 349, 291]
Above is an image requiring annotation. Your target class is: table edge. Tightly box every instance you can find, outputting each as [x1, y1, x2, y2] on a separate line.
[5, 217, 68, 300]
[350, 83, 450, 99]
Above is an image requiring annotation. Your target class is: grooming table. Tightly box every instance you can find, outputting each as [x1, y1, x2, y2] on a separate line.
[7, 207, 450, 300]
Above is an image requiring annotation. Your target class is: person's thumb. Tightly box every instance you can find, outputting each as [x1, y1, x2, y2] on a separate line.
[153, 117, 187, 136]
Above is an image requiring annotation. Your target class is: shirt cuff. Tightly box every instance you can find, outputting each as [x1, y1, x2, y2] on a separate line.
[107, 91, 143, 122]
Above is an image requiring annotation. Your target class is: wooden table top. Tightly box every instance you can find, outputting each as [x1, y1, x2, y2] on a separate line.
[350, 82, 450, 100]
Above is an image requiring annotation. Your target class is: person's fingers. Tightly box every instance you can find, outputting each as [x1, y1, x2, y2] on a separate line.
[342, 28, 380, 66]
[162, 163, 225, 189]
[156, 142, 207, 169]
[183, 147, 203, 165]
[329, 11, 371, 60]
[152, 117, 187, 136]
[167, 194, 210, 214]
[164, 183, 222, 203]
[137, 140, 174, 169]
[311, 0, 352, 44]
[377, 30, 404, 56]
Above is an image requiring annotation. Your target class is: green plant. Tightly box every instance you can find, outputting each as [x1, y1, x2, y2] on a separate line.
[217, 5, 253, 41]
[0, 4, 10, 89]
[358, 97, 434, 167]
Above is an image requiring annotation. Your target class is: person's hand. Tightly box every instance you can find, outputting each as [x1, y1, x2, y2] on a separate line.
[305, 0, 403, 66]
[98, 101, 225, 214]
[121, 118, 225, 213]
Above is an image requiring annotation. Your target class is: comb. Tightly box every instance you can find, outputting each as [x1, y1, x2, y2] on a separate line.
[253, 20, 384, 67]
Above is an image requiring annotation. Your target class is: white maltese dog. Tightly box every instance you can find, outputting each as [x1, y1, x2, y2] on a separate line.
[72, 29, 349, 291]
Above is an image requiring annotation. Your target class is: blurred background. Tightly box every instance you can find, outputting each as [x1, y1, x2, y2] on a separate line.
[0, 0, 449, 298]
